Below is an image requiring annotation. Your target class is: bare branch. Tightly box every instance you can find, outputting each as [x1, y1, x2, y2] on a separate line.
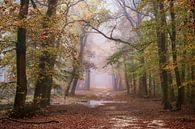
[70, 0, 84, 7]
[1, 47, 16, 54]
[124, 4, 153, 18]
[81, 20, 139, 50]
[34, 0, 47, 6]
[110, 22, 117, 38]
[30, 0, 42, 14]
[117, 0, 136, 27]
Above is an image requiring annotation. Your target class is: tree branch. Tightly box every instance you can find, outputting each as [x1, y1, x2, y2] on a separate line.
[30, 0, 42, 14]
[0, 118, 59, 124]
[81, 20, 139, 50]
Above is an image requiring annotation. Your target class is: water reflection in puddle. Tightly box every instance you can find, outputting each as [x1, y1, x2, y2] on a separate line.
[147, 120, 168, 129]
[110, 116, 139, 129]
[78, 100, 127, 108]
[109, 115, 169, 129]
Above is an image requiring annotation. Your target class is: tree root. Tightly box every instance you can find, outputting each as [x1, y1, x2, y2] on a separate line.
[0, 117, 59, 124]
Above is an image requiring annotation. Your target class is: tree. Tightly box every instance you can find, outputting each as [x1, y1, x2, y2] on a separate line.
[13, 0, 29, 113]
[70, 30, 87, 96]
[168, 0, 184, 110]
[154, 1, 171, 109]
[33, 0, 58, 107]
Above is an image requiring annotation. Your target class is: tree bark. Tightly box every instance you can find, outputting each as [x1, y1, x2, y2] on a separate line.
[65, 68, 76, 97]
[133, 73, 137, 95]
[85, 68, 91, 90]
[138, 56, 148, 97]
[153, 77, 156, 97]
[191, 0, 195, 114]
[70, 31, 86, 96]
[148, 73, 152, 97]
[154, 1, 171, 109]
[169, 0, 184, 110]
[123, 53, 130, 95]
[112, 65, 118, 90]
[14, 0, 29, 111]
[33, 0, 58, 107]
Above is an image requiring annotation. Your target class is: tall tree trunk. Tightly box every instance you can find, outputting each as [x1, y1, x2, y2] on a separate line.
[153, 77, 156, 97]
[169, 0, 184, 110]
[154, 1, 171, 109]
[138, 56, 148, 97]
[33, 0, 58, 108]
[123, 53, 130, 95]
[64, 68, 76, 97]
[148, 73, 152, 97]
[112, 65, 117, 90]
[191, 0, 195, 114]
[118, 72, 122, 90]
[168, 72, 175, 102]
[133, 73, 137, 95]
[70, 76, 79, 96]
[70, 31, 87, 95]
[85, 68, 91, 90]
[14, 0, 29, 112]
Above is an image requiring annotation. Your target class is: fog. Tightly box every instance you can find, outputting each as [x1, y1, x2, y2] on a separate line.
[86, 30, 117, 89]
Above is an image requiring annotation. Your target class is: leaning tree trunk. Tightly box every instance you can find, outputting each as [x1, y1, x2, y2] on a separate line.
[154, 1, 171, 109]
[33, 0, 58, 108]
[14, 0, 29, 112]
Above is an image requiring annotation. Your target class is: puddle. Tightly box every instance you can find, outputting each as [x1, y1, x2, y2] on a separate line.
[147, 120, 168, 129]
[109, 115, 169, 129]
[78, 100, 127, 108]
[110, 116, 139, 128]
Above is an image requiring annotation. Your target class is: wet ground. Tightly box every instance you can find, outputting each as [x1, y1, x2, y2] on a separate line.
[0, 89, 195, 129]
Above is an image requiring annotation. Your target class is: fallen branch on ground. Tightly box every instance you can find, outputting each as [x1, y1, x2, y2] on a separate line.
[0, 117, 59, 124]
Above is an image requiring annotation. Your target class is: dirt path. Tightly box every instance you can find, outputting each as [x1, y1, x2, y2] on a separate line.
[0, 89, 195, 129]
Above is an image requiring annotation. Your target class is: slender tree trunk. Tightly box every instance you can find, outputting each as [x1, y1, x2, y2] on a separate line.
[118, 73, 122, 90]
[123, 54, 130, 95]
[70, 31, 87, 95]
[153, 77, 156, 97]
[154, 1, 171, 109]
[186, 66, 191, 101]
[64, 68, 76, 97]
[85, 68, 91, 90]
[169, 0, 184, 110]
[70, 76, 79, 96]
[148, 73, 152, 97]
[138, 56, 148, 97]
[191, 0, 195, 114]
[112, 65, 117, 90]
[191, 64, 195, 113]
[14, 0, 29, 112]
[133, 73, 136, 95]
[168, 72, 175, 102]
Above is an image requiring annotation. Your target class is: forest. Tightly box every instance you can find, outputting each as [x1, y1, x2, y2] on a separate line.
[0, 0, 195, 128]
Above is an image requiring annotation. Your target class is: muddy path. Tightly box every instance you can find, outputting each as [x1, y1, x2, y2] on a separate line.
[0, 89, 195, 129]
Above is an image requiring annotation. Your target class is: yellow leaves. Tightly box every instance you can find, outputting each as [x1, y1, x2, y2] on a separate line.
[179, 80, 195, 88]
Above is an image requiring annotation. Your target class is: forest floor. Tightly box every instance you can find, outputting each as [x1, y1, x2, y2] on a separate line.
[0, 89, 195, 129]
